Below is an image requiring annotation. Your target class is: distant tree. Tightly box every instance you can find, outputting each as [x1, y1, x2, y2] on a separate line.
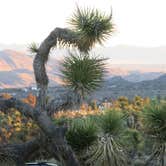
[117, 96, 129, 110]
[0, 6, 114, 166]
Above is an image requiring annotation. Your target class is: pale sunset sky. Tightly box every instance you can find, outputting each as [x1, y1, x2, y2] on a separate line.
[0, 0, 166, 47]
[0, 0, 166, 65]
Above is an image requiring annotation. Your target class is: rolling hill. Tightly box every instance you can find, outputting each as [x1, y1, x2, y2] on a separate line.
[0, 49, 165, 88]
[89, 74, 166, 100]
[0, 49, 62, 88]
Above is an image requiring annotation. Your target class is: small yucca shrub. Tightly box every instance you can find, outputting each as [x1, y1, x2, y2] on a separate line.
[66, 117, 98, 151]
[82, 110, 128, 166]
[143, 103, 166, 142]
[143, 103, 166, 166]
[84, 135, 128, 166]
[99, 109, 125, 136]
[121, 128, 144, 158]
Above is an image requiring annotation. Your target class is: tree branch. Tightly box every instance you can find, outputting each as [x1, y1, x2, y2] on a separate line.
[0, 97, 80, 165]
[33, 28, 79, 110]
[47, 90, 81, 116]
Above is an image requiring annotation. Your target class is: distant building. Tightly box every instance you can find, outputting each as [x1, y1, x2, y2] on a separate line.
[31, 87, 37, 91]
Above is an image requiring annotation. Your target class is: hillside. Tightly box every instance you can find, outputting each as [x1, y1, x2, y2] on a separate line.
[0, 49, 62, 88]
[1, 74, 165, 101]
[0, 49, 165, 88]
[90, 74, 166, 100]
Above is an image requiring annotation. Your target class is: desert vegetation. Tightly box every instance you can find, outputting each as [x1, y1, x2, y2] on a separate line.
[0, 94, 165, 165]
[0, 4, 165, 166]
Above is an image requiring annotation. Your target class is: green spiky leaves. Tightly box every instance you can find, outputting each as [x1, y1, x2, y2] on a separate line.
[143, 103, 166, 142]
[28, 42, 39, 53]
[84, 135, 128, 166]
[61, 52, 106, 97]
[66, 118, 98, 151]
[69, 7, 114, 52]
[100, 110, 125, 136]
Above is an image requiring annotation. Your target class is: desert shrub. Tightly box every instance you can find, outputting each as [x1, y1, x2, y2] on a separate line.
[84, 135, 128, 166]
[99, 109, 125, 136]
[66, 117, 98, 151]
[0, 109, 38, 143]
[82, 110, 128, 166]
[143, 103, 166, 142]
[121, 128, 144, 157]
[142, 102, 166, 166]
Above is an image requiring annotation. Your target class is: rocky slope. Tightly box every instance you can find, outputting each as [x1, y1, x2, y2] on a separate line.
[0, 49, 165, 88]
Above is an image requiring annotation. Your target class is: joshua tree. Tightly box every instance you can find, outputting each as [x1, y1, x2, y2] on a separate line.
[143, 103, 166, 166]
[0, 6, 113, 166]
[83, 110, 128, 166]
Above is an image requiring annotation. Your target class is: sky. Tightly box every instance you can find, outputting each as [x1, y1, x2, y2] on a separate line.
[0, 0, 166, 47]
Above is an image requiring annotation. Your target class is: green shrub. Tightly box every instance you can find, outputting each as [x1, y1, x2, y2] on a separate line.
[142, 103, 166, 165]
[66, 117, 98, 151]
[82, 110, 128, 166]
[143, 103, 166, 142]
[121, 128, 144, 154]
[99, 109, 125, 136]
[53, 116, 71, 126]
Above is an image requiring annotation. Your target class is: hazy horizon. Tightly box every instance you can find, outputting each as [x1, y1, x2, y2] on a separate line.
[1, 0, 166, 47]
[0, 0, 165, 69]
[0, 44, 166, 65]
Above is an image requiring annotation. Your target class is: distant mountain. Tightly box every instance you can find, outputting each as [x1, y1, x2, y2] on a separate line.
[0, 49, 62, 88]
[122, 71, 164, 82]
[2, 44, 166, 64]
[90, 74, 166, 100]
[0, 49, 165, 88]
[1, 74, 165, 101]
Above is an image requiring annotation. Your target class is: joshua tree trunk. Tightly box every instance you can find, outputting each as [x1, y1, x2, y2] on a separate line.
[32, 28, 80, 165]
[145, 143, 165, 166]
[0, 96, 80, 165]
[33, 28, 78, 109]
[0, 27, 80, 166]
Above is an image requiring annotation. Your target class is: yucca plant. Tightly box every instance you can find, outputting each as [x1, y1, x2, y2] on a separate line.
[84, 134, 128, 166]
[28, 42, 39, 53]
[82, 110, 128, 166]
[66, 117, 98, 152]
[143, 103, 166, 166]
[99, 110, 125, 135]
[69, 6, 114, 52]
[121, 128, 144, 159]
[61, 52, 106, 99]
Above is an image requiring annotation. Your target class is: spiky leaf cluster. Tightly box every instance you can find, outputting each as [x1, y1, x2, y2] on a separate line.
[69, 7, 114, 52]
[61, 52, 106, 97]
[66, 118, 98, 151]
[84, 135, 128, 166]
[100, 110, 125, 136]
[28, 42, 38, 53]
[143, 103, 166, 142]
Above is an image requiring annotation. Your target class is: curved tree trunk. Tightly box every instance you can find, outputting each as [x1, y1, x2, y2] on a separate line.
[0, 27, 80, 166]
[32, 27, 80, 165]
[145, 143, 165, 166]
[33, 28, 78, 110]
[0, 97, 80, 165]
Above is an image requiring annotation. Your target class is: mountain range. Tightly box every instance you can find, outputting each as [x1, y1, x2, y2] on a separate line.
[89, 74, 166, 100]
[0, 48, 165, 88]
[0, 49, 62, 88]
